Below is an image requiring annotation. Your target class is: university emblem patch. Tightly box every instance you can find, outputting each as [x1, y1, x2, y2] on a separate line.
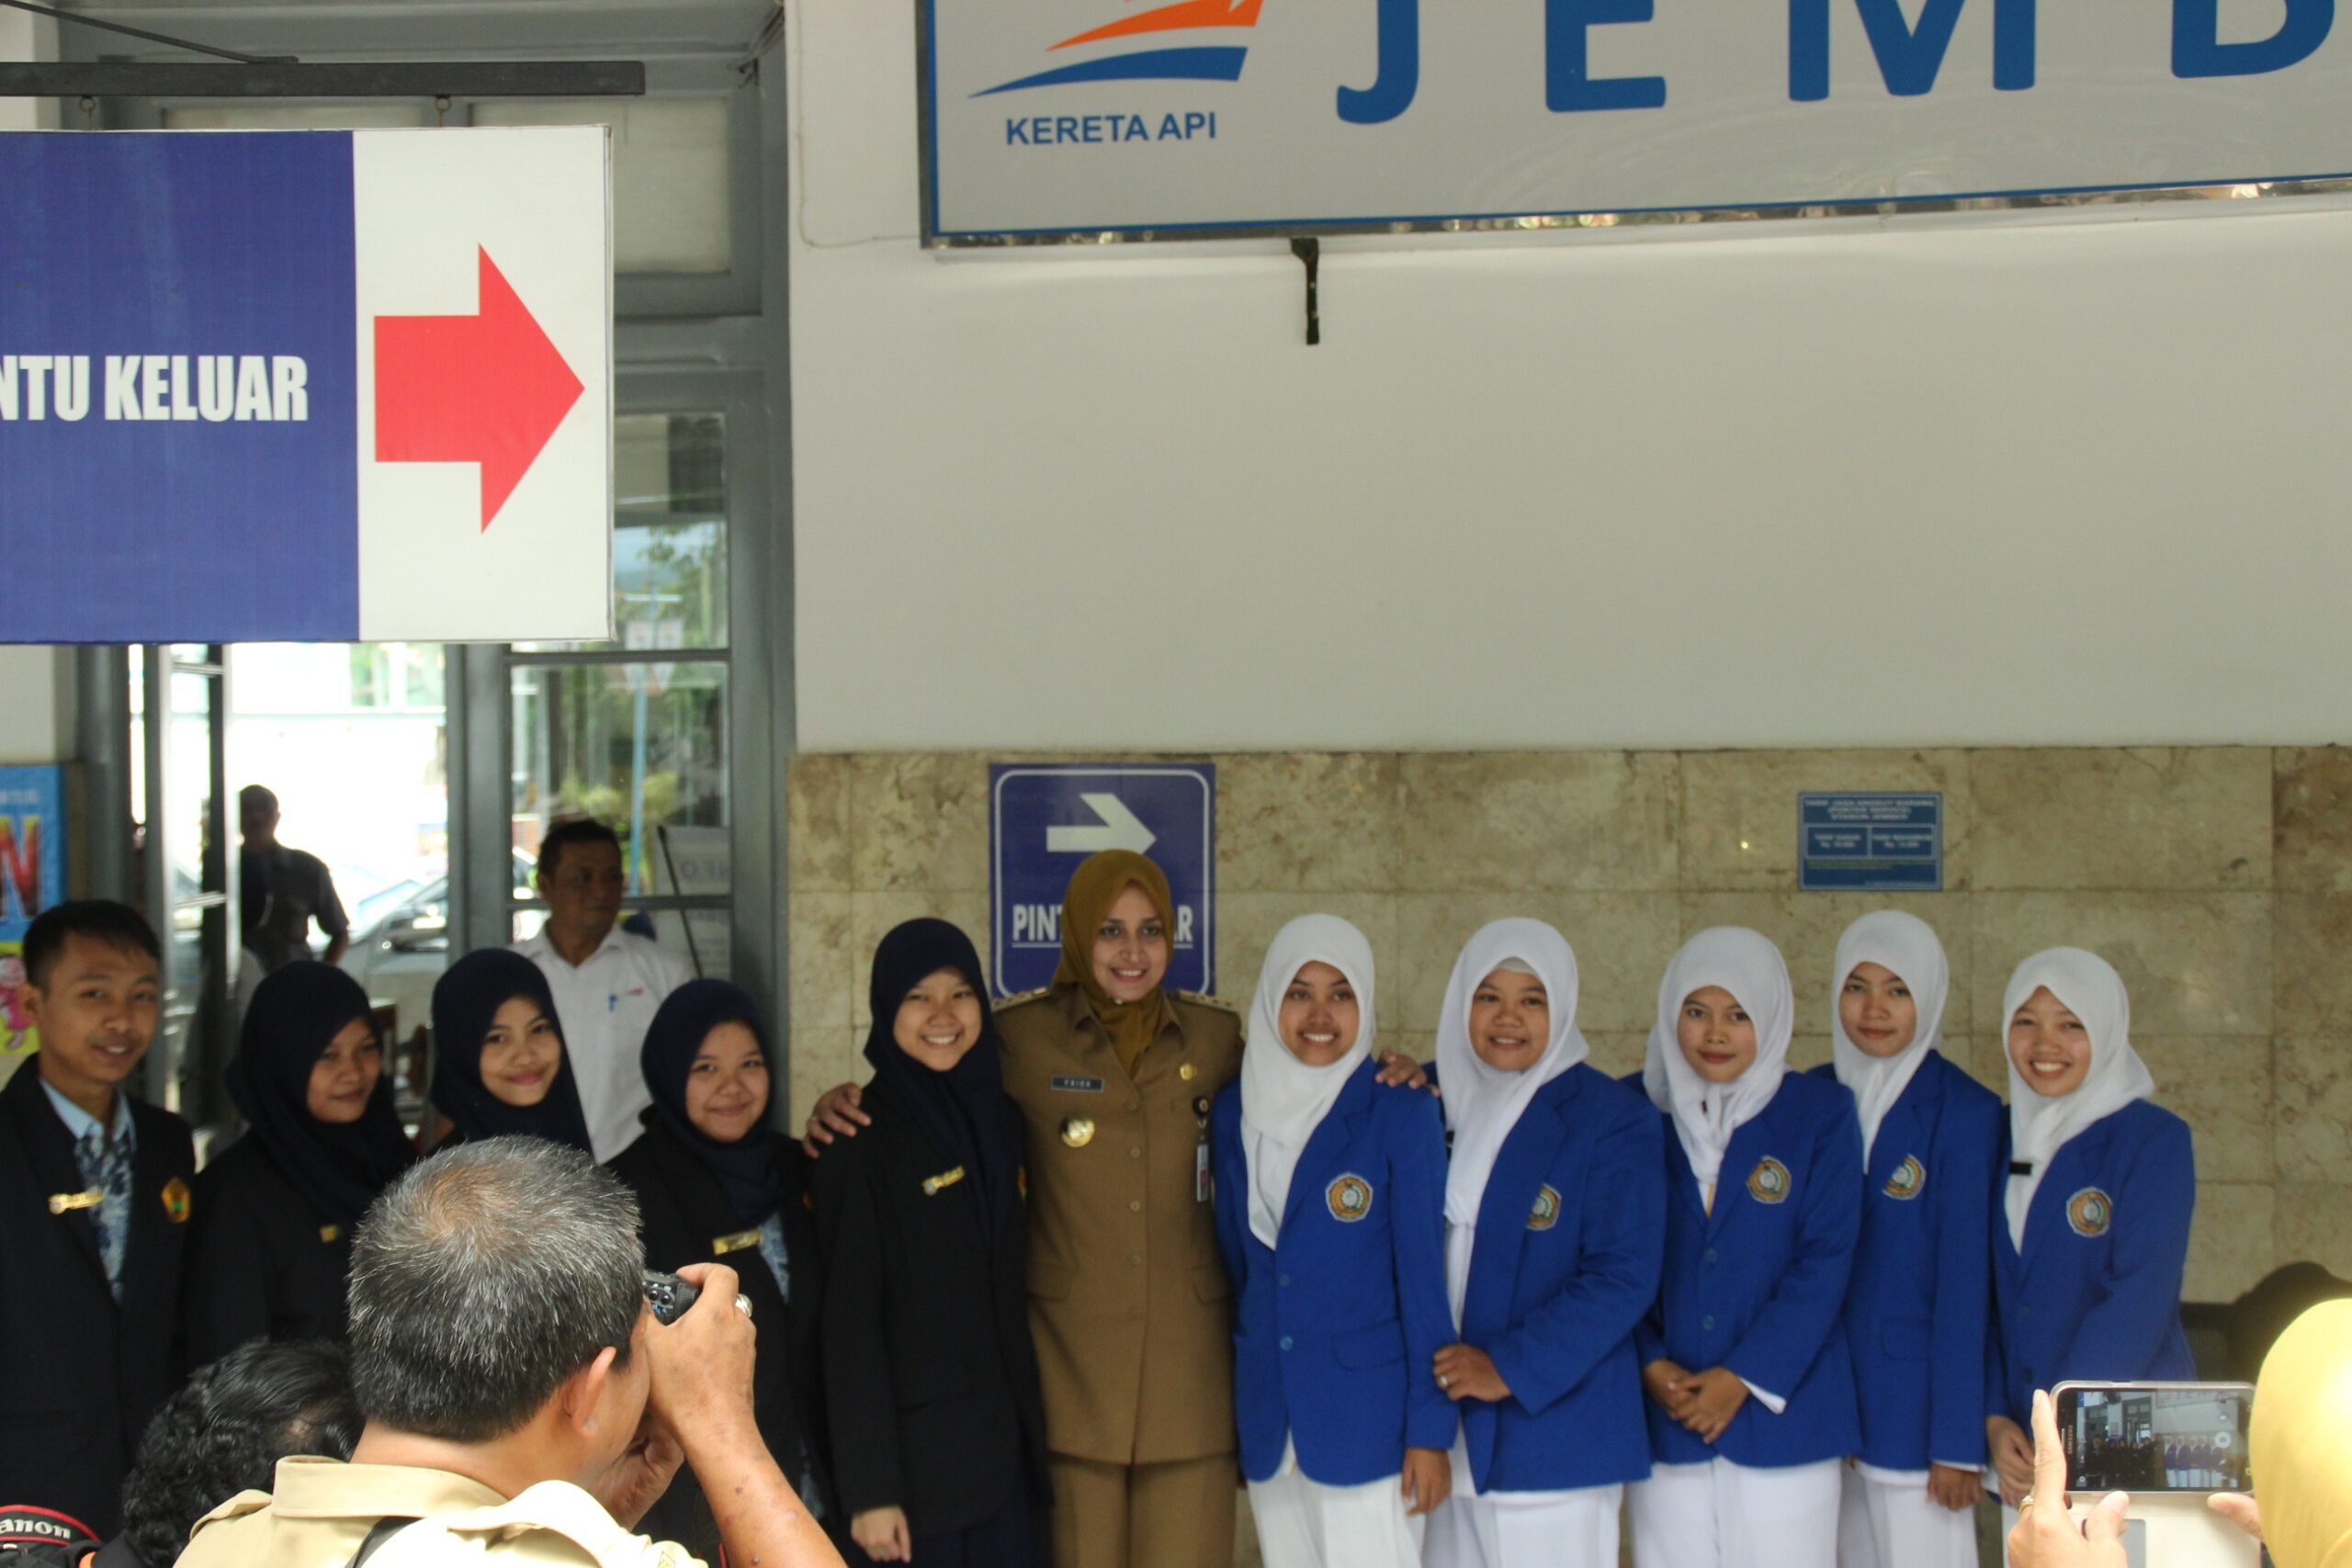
[1747, 1156, 1792, 1205]
[1327, 1173, 1374, 1223]
[2067, 1186, 2114, 1237]
[1527, 1184, 1562, 1231]
[1883, 1156, 1927, 1201]
[161, 1177, 191, 1224]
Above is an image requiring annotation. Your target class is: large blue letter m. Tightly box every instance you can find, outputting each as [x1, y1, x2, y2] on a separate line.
[1790, 0, 2036, 100]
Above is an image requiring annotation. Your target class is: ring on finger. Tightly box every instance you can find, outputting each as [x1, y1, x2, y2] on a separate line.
[2018, 1495, 2037, 1517]
[1437, 1374, 1452, 1389]
[734, 1293, 753, 1318]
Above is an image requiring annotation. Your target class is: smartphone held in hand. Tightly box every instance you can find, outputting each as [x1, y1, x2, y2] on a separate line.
[2051, 1382, 2255, 1496]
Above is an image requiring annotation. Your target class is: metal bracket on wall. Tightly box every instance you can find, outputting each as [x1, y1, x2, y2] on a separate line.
[1290, 236, 1322, 346]
[0, 0, 645, 99]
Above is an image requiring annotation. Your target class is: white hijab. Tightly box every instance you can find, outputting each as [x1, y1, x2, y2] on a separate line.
[1239, 913, 1377, 1247]
[2001, 947, 2154, 1250]
[1642, 927, 1794, 1190]
[1435, 919, 1589, 1324]
[1829, 910, 1951, 1165]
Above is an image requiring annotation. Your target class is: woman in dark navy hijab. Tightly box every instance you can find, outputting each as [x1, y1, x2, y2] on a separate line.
[814, 918, 1047, 1568]
[425, 948, 592, 1153]
[182, 962, 413, 1365]
[608, 980, 836, 1559]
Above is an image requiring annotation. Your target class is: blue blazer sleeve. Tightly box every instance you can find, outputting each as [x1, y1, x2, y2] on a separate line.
[1212, 1091, 1250, 1296]
[1928, 1090, 2000, 1466]
[1388, 1090, 1458, 1453]
[1488, 1094, 1666, 1416]
[2061, 1112, 2195, 1382]
[1724, 1092, 1863, 1399]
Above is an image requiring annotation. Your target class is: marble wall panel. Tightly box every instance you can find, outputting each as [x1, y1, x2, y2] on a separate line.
[1970, 893, 2271, 1037]
[1393, 892, 1683, 1036]
[2134, 1038, 2274, 1185]
[2273, 896, 2352, 1038]
[1677, 890, 1976, 1041]
[2276, 1037, 2352, 1185]
[846, 754, 990, 893]
[786, 753, 853, 892]
[1972, 749, 2271, 891]
[786, 1024, 862, 1131]
[1397, 752, 1678, 893]
[2275, 1183, 2352, 1276]
[1217, 752, 1401, 894]
[787, 891, 854, 1031]
[2187, 1183, 2277, 1301]
[2274, 748, 2352, 893]
[1679, 749, 1971, 893]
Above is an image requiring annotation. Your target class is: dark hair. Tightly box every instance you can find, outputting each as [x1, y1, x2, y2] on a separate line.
[117, 1339, 360, 1568]
[21, 900, 161, 990]
[348, 1136, 643, 1443]
[237, 784, 278, 817]
[536, 818, 622, 884]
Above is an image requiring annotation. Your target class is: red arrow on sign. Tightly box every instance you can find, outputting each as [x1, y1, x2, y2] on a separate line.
[374, 247, 584, 531]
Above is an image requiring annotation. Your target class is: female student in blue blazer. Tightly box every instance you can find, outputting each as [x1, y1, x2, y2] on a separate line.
[1626, 927, 1863, 1568]
[1210, 914, 1454, 1568]
[1813, 911, 2001, 1568]
[1984, 948, 2194, 1523]
[1424, 919, 1665, 1568]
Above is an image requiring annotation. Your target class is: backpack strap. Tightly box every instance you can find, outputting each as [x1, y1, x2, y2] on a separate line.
[345, 1516, 419, 1568]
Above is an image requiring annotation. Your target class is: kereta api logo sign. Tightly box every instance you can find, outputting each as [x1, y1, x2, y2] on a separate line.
[980, 0, 1264, 95]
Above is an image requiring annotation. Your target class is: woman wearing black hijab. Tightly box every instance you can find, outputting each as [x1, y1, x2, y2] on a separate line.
[425, 948, 592, 1153]
[607, 980, 835, 1560]
[182, 963, 413, 1366]
[814, 919, 1049, 1567]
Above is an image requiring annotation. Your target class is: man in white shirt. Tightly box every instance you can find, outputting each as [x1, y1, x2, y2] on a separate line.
[512, 821, 693, 1162]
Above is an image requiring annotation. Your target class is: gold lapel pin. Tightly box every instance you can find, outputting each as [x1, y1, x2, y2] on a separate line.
[1059, 1116, 1096, 1149]
[922, 1166, 967, 1196]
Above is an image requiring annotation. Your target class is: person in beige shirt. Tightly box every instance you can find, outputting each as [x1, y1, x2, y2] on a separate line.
[175, 1135, 842, 1568]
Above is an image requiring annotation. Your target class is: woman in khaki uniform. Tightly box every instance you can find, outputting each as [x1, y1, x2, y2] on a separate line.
[810, 852, 1241, 1568]
[808, 851, 1425, 1568]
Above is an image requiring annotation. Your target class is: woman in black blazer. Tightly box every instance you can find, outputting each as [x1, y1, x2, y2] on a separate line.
[182, 962, 413, 1367]
[607, 979, 835, 1559]
[814, 919, 1049, 1567]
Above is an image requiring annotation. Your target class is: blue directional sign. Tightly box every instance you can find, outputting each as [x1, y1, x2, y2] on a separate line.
[989, 762, 1216, 998]
[1799, 792, 1943, 892]
[0, 128, 611, 643]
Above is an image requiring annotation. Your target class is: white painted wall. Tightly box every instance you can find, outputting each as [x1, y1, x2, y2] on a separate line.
[0, 13, 72, 768]
[835, 6, 2352, 750]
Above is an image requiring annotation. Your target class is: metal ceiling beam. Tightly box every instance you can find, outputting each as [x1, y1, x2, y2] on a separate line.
[0, 59, 646, 96]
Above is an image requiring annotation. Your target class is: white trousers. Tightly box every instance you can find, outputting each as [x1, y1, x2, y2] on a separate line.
[1425, 1483, 1621, 1568]
[1628, 1457, 1841, 1568]
[1834, 1465, 1977, 1568]
[1250, 1461, 1425, 1568]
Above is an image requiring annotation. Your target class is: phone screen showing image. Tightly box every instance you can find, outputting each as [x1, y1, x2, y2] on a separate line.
[2053, 1383, 2256, 1495]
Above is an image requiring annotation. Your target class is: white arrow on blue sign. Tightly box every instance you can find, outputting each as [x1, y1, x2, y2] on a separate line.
[989, 763, 1215, 999]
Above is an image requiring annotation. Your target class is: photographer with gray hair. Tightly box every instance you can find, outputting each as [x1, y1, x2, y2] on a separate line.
[175, 1135, 842, 1568]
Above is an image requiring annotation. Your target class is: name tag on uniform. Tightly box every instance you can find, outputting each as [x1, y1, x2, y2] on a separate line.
[1196, 1140, 1211, 1203]
[47, 1190, 101, 1215]
[922, 1166, 967, 1196]
[1051, 1075, 1104, 1094]
[713, 1229, 763, 1256]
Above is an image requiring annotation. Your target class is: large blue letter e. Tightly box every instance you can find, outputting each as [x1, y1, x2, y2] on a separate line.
[2173, 0, 2333, 77]
[1549, 0, 1668, 111]
[1338, 0, 1419, 124]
